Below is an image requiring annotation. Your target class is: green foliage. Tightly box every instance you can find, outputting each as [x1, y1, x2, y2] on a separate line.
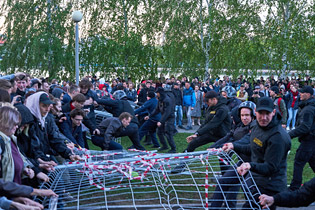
[0, 0, 314, 80]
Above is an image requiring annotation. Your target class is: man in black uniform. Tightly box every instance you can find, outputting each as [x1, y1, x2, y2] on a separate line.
[288, 85, 315, 191]
[227, 97, 291, 210]
[185, 90, 231, 152]
[149, 87, 176, 153]
[259, 177, 315, 208]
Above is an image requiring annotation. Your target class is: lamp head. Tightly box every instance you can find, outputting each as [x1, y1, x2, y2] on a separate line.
[72, 11, 83, 22]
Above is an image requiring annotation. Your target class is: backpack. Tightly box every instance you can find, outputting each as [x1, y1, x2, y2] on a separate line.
[277, 98, 284, 116]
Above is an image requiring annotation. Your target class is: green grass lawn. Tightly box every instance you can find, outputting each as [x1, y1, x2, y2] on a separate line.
[88, 133, 313, 185]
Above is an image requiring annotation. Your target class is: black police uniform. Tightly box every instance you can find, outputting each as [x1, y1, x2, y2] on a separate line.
[186, 96, 231, 152]
[288, 97, 315, 191]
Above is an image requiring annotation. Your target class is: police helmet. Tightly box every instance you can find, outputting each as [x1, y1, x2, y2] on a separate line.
[113, 90, 127, 100]
[221, 86, 236, 98]
[238, 101, 256, 117]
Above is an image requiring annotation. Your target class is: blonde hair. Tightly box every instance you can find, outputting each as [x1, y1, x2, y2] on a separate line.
[0, 104, 21, 134]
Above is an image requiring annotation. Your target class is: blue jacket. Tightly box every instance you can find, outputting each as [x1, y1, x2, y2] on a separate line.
[135, 98, 161, 122]
[59, 115, 84, 148]
[183, 87, 196, 107]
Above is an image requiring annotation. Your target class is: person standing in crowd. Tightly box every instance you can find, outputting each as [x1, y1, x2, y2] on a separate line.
[288, 85, 315, 191]
[269, 86, 287, 128]
[25, 92, 81, 164]
[0, 105, 35, 184]
[236, 84, 248, 102]
[172, 82, 184, 129]
[225, 97, 291, 210]
[14, 73, 28, 98]
[285, 84, 299, 131]
[125, 82, 137, 102]
[62, 84, 80, 105]
[191, 85, 202, 126]
[182, 81, 195, 130]
[135, 91, 161, 148]
[259, 177, 315, 209]
[149, 87, 176, 153]
[138, 81, 154, 106]
[185, 91, 231, 152]
[79, 79, 98, 127]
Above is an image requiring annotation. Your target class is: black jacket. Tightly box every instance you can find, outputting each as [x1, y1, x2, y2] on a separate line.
[289, 98, 315, 146]
[82, 89, 98, 127]
[234, 112, 291, 192]
[196, 96, 231, 138]
[150, 91, 175, 124]
[97, 117, 124, 149]
[210, 120, 255, 149]
[172, 88, 183, 106]
[273, 177, 315, 207]
[97, 98, 139, 125]
[31, 113, 72, 161]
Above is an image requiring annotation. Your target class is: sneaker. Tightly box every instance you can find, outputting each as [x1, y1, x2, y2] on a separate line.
[167, 149, 176, 153]
[292, 127, 295, 130]
[178, 125, 185, 129]
[158, 147, 169, 152]
[185, 126, 193, 130]
[286, 127, 290, 131]
[151, 145, 160, 149]
[144, 142, 152, 146]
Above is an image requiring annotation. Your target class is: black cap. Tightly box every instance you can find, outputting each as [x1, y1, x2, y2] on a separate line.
[299, 85, 314, 95]
[147, 91, 156, 98]
[205, 90, 218, 99]
[155, 87, 164, 94]
[256, 97, 274, 113]
[270, 86, 279, 94]
[39, 93, 55, 105]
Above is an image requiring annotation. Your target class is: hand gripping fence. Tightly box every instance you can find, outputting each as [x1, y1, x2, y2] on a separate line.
[34, 148, 270, 210]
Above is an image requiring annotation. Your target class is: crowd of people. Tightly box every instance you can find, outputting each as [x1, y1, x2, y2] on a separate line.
[0, 71, 314, 209]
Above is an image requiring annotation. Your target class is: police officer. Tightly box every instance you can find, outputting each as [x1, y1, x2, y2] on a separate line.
[288, 85, 315, 191]
[149, 87, 176, 153]
[185, 90, 231, 152]
[225, 97, 291, 210]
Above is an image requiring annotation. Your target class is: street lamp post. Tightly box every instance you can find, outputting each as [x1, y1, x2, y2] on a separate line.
[72, 11, 83, 85]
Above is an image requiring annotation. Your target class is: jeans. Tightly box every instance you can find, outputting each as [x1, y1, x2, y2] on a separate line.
[91, 135, 123, 150]
[287, 107, 298, 128]
[185, 106, 192, 127]
[174, 105, 183, 126]
[139, 119, 160, 147]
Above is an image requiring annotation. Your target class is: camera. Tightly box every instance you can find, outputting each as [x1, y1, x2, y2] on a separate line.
[254, 91, 259, 95]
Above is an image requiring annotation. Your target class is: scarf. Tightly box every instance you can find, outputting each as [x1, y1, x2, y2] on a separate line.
[25, 91, 48, 128]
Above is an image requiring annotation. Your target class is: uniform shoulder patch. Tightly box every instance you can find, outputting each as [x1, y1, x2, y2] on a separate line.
[253, 137, 263, 147]
[210, 111, 216, 114]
